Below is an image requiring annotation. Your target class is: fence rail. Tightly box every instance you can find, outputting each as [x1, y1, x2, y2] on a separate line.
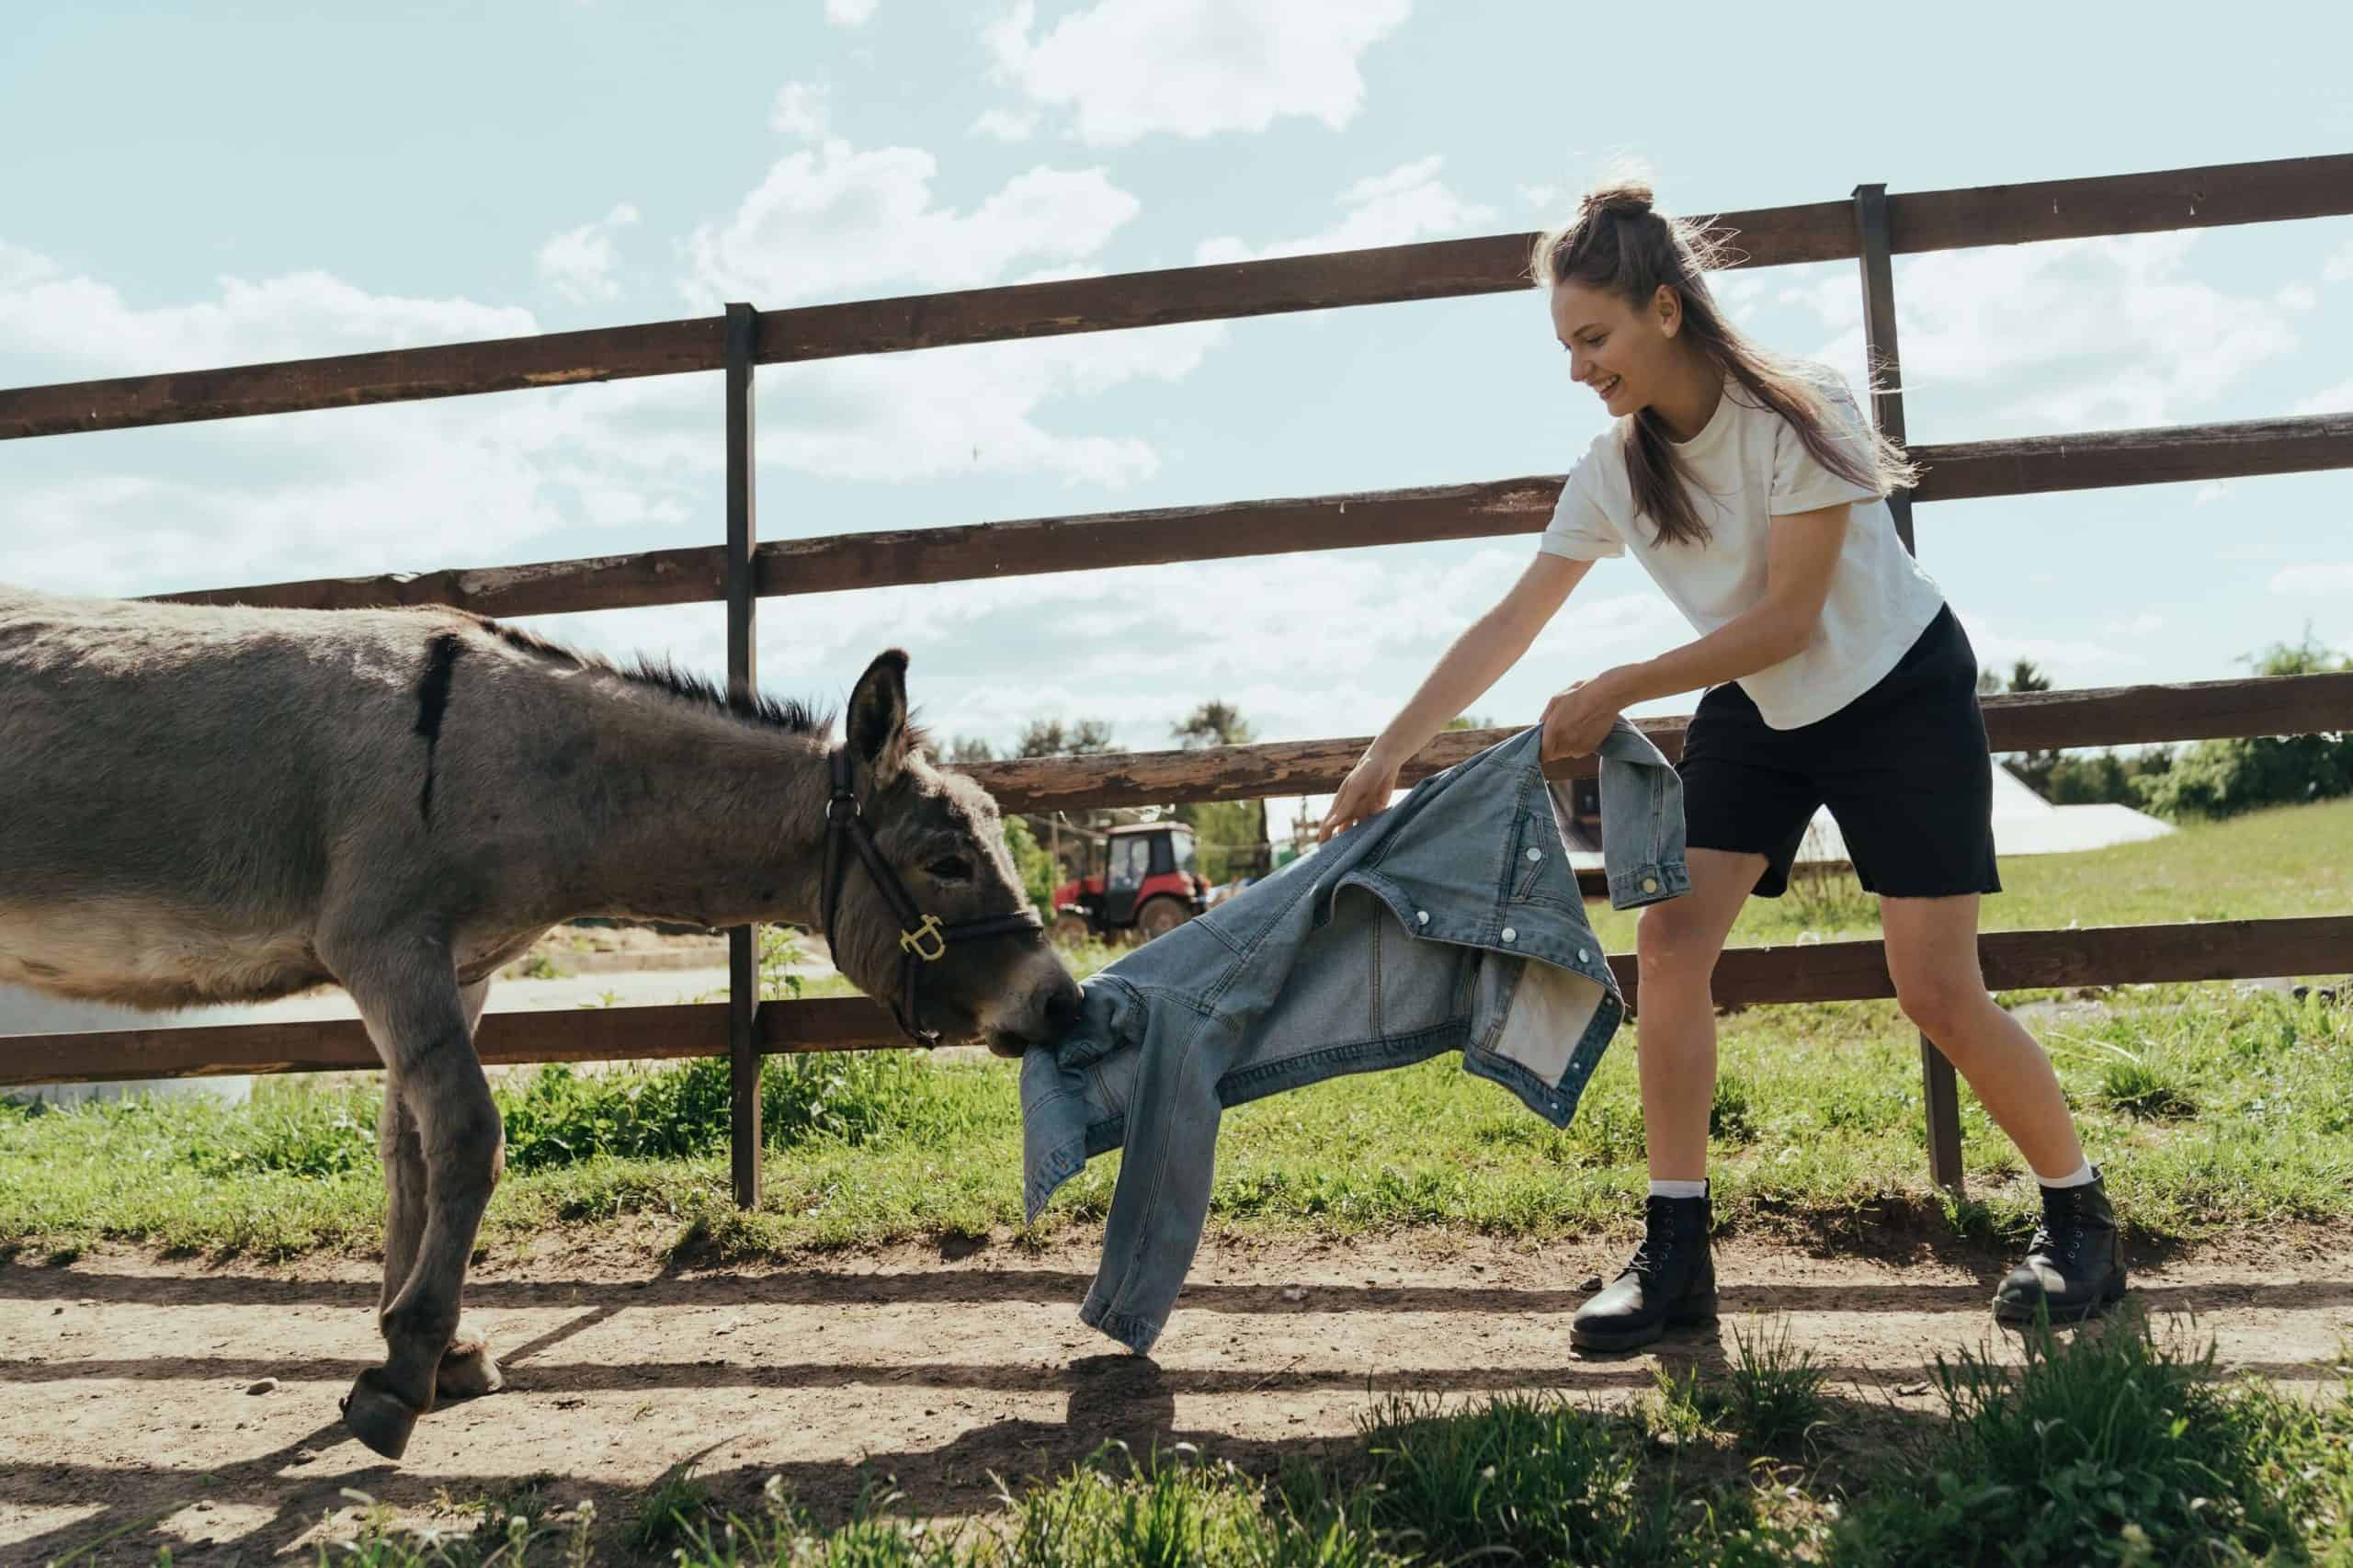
[6, 152, 2352, 1201]
[5, 154, 2347, 442]
[8, 915, 2345, 1090]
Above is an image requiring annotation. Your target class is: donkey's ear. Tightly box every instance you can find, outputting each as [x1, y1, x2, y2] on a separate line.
[847, 649, 912, 785]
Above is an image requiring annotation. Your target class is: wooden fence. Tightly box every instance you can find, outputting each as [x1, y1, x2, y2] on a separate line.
[5, 153, 2350, 1203]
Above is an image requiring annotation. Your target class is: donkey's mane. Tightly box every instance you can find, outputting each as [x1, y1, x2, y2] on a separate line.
[473, 616, 838, 740]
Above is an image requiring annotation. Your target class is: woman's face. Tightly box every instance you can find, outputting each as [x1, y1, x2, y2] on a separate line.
[1551, 280, 1682, 420]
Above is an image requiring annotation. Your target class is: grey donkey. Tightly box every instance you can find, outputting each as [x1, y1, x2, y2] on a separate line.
[0, 584, 1081, 1460]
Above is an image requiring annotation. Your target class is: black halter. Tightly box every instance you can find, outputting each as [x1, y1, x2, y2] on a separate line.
[820, 746, 1042, 1045]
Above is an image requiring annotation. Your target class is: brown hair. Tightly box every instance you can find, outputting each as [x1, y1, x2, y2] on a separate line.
[1530, 179, 1918, 547]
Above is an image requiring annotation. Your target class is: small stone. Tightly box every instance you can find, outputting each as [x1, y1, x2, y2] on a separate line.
[1280, 1287, 1306, 1302]
[1896, 1381, 1931, 1397]
[244, 1378, 278, 1396]
[1580, 1275, 1605, 1293]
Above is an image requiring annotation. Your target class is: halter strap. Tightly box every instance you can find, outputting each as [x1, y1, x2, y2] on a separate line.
[820, 746, 1041, 1044]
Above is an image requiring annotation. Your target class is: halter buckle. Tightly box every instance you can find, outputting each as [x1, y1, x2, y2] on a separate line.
[899, 914, 947, 962]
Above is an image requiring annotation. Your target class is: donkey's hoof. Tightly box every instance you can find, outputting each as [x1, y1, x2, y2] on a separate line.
[340, 1372, 422, 1460]
[438, 1328, 504, 1402]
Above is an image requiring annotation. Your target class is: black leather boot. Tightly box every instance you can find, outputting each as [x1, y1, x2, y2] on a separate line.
[1571, 1187, 1717, 1352]
[1993, 1168, 2127, 1324]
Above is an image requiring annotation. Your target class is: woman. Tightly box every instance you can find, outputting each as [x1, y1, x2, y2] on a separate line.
[1318, 181, 2124, 1349]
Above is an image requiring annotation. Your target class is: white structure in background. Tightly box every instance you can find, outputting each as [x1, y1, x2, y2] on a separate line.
[1270, 762, 2173, 885]
[1788, 762, 2175, 867]
[0, 987, 255, 1109]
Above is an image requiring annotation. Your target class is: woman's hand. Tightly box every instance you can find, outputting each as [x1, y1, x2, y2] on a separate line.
[1540, 669, 1630, 761]
[1317, 749, 1404, 843]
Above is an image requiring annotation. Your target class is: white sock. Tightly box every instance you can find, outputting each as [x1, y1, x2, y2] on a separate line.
[2038, 1161, 2096, 1190]
[1648, 1178, 1708, 1199]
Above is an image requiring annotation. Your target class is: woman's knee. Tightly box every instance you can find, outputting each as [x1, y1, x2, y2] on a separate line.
[1894, 972, 1990, 1040]
[1636, 903, 1723, 982]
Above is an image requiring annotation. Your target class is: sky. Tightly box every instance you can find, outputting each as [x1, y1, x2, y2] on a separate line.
[5, 1, 2349, 839]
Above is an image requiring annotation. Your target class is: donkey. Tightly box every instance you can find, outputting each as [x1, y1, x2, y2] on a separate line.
[0, 584, 1080, 1460]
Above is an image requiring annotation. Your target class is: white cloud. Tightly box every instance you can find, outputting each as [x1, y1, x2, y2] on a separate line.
[759, 320, 1223, 487]
[2295, 380, 2353, 416]
[1196, 155, 1494, 264]
[1788, 233, 2298, 435]
[683, 138, 1139, 307]
[2271, 563, 2353, 597]
[0, 239, 58, 292]
[970, 108, 1039, 142]
[2324, 240, 2353, 284]
[2194, 482, 2229, 505]
[535, 203, 641, 305]
[988, 0, 1412, 146]
[1517, 183, 1562, 211]
[2277, 281, 2319, 312]
[824, 0, 877, 25]
[770, 81, 829, 140]
[1957, 611, 2139, 680]
[0, 265, 536, 381]
[2100, 611, 2165, 637]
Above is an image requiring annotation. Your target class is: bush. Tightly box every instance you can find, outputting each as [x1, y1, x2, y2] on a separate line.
[2138, 635, 2353, 822]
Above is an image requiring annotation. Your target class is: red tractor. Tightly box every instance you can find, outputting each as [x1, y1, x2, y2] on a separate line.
[1051, 822, 1211, 946]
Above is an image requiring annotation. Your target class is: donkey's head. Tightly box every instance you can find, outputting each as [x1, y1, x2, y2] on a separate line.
[822, 651, 1081, 1056]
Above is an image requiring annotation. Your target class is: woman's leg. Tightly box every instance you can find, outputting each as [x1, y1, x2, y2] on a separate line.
[1881, 892, 2125, 1322]
[1879, 893, 2083, 1176]
[1634, 847, 1767, 1180]
[1573, 847, 1763, 1353]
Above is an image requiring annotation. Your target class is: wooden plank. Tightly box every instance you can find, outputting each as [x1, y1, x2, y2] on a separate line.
[1643, 915, 2353, 1011]
[961, 674, 2353, 814]
[1912, 413, 2353, 503]
[1856, 181, 1959, 1193]
[146, 412, 2353, 620]
[1884, 153, 2353, 255]
[8, 918, 2346, 1087]
[724, 302, 763, 1210]
[8, 154, 2347, 439]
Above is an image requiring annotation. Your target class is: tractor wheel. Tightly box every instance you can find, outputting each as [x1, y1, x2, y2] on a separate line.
[1136, 897, 1192, 942]
[1051, 912, 1091, 948]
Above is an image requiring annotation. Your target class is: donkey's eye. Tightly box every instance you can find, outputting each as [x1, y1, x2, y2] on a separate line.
[926, 857, 974, 881]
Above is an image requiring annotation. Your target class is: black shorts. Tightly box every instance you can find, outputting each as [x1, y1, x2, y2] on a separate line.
[1677, 604, 2001, 900]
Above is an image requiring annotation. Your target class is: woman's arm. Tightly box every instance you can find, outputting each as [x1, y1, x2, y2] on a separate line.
[1367, 551, 1596, 769]
[1540, 504, 1851, 758]
[1318, 551, 1595, 840]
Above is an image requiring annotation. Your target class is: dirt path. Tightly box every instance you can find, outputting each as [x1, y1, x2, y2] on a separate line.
[5, 1229, 2349, 1564]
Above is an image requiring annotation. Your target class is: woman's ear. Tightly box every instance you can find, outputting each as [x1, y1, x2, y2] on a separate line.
[1654, 283, 1682, 339]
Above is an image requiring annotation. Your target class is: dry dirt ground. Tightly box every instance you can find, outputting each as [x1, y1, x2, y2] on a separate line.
[4, 1225, 2351, 1565]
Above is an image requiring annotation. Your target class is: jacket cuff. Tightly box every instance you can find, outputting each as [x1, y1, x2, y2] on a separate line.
[1608, 859, 1689, 911]
[1079, 1290, 1165, 1356]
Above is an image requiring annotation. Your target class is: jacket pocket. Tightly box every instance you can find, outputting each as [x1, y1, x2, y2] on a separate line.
[1506, 809, 1572, 909]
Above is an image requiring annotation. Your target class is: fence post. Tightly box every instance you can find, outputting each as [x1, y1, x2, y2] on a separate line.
[725, 301, 763, 1210]
[1853, 184, 1967, 1198]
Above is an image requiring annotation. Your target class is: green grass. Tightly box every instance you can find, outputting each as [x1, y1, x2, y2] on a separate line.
[265, 1313, 2353, 1565]
[6, 982, 2351, 1263]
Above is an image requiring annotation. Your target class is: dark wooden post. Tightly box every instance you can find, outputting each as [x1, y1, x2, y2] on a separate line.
[725, 302, 763, 1209]
[1853, 184, 1967, 1198]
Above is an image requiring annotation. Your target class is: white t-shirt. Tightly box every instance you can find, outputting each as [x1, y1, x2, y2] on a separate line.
[1538, 367, 1946, 730]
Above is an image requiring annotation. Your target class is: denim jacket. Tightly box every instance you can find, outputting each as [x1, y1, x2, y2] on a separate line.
[1019, 721, 1688, 1354]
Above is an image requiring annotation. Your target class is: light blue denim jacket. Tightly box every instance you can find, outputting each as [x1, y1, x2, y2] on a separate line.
[1019, 722, 1688, 1354]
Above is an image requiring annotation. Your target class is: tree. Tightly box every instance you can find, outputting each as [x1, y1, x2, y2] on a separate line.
[1170, 700, 1267, 883]
[946, 734, 995, 764]
[1016, 717, 1120, 758]
[1444, 713, 1495, 731]
[1001, 814, 1058, 917]
[1991, 660, 2063, 795]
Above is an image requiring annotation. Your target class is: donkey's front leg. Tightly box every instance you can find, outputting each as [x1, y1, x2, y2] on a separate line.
[341, 959, 506, 1460]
